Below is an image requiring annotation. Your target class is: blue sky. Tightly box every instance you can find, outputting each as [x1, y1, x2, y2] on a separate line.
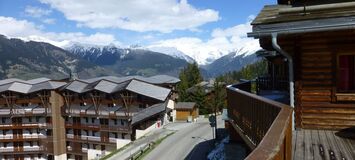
[0, 0, 276, 64]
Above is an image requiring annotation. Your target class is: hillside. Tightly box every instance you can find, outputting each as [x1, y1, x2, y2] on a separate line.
[0, 35, 117, 79]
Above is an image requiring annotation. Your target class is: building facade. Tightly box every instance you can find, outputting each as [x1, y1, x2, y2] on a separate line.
[0, 75, 179, 160]
[0, 78, 67, 160]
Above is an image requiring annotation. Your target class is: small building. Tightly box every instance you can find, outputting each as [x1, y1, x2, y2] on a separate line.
[174, 102, 198, 122]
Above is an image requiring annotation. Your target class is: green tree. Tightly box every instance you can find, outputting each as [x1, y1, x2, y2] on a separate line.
[177, 62, 203, 102]
[211, 77, 226, 111]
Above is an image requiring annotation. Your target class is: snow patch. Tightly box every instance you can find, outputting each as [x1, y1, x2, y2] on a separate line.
[207, 136, 229, 160]
[147, 46, 195, 63]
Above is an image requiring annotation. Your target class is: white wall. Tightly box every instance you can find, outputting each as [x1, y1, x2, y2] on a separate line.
[167, 100, 176, 122]
[54, 154, 67, 160]
[87, 149, 110, 160]
[135, 121, 161, 139]
[116, 139, 131, 149]
[167, 99, 175, 109]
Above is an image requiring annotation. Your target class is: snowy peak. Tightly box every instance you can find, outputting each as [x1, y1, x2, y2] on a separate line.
[66, 43, 195, 63]
[231, 40, 260, 58]
[147, 46, 195, 63]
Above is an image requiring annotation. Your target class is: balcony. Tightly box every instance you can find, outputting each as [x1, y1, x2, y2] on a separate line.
[0, 107, 51, 117]
[0, 134, 47, 142]
[61, 105, 140, 118]
[0, 147, 14, 153]
[65, 123, 130, 133]
[0, 146, 44, 153]
[226, 81, 355, 160]
[0, 123, 51, 129]
[226, 81, 293, 159]
[66, 134, 119, 144]
[66, 134, 102, 142]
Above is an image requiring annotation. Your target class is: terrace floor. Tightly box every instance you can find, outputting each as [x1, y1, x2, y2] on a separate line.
[292, 129, 355, 160]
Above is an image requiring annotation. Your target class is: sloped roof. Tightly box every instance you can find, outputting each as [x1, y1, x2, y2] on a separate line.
[62, 76, 172, 101]
[249, 2, 355, 37]
[0, 78, 67, 94]
[131, 103, 166, 125]
[83, 75, 180, 85]
[126, 80, 171, 101]
[175, 102, 196, 110]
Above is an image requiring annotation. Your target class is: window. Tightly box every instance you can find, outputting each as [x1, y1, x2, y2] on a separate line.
[1, 118, 6, 123]
[338, 55, 355, 92]
[91, 118, 95, 123]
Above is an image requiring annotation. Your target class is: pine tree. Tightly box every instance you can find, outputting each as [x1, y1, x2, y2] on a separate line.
[176, 62, 204, 102]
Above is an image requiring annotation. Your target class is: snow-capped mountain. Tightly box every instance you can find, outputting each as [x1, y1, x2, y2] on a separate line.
[232, 40, 260, 58]
[203, 41, 261, 77]
[147, 46, 195, 63]
[65, 43, 189, 76]
[148, 39, 260, 65]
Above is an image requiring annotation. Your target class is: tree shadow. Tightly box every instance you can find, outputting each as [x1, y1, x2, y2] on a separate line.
[184, 138, 214, 160]
[184, 128, 247, 160]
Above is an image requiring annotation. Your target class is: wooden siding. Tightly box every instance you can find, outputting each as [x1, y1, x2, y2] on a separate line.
[175, 108, 198, 121]
[277, 30, 355, 130]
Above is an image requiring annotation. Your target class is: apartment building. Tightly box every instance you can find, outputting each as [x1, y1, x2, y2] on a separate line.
[0, 75, 179, 160]
[61, 76, 174, 160]
[0, 78, 67, 160]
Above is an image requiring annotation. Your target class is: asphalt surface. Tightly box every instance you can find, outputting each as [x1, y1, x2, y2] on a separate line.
[107, 127, 173, 160]
[144, 116, 224, 160]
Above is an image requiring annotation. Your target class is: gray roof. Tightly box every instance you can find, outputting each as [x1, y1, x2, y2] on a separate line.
[175, 102, 196, 110]
[83, 75, 180, 85]
[249, 3, 355, 38]
[131, 103, 166, 125]
[126, 80, 171, 101]
[0, 78, 67, 94]
[63, 76, 173, 101]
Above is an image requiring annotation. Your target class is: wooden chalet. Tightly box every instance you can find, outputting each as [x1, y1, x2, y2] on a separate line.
[226, 0, 355, 159]
[174, 102, 198, 122]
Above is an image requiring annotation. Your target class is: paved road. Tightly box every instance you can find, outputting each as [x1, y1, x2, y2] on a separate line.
[107, 122, 192, 160]
[144, 116, 224, 160]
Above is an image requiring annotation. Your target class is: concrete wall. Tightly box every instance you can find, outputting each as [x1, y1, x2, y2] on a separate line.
[54, 154, 67, 160]
[116, 139, 131, 149]
[135, 121, 160, 139]
[167, 100, 176, 122]
[88, 149, 107, 160]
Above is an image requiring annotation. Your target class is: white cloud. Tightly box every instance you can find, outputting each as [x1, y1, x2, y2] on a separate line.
[149, 16, 260, 65]
[43, 18, 56, 24]
[39, 0, 219, 33]
[0, 16, 120, 47]
[25, 6, 52, 18]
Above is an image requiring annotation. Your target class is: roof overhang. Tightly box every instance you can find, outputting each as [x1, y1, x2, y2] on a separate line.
[248, 16, 355, 38]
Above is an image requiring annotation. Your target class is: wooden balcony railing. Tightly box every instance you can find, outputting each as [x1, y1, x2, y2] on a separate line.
[227, 82, 293, 160]
[256, 76, 288, 93]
